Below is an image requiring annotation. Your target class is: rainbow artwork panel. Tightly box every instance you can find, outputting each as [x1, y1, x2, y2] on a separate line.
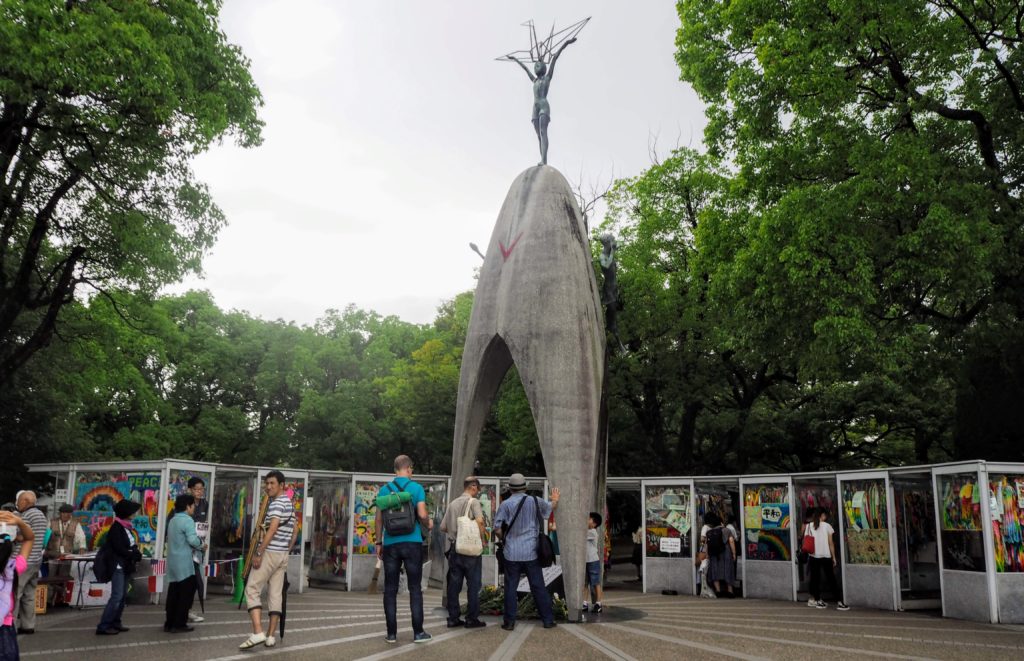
[743, 484, 791, 561]
[746, 528, 792, 561]
[74, 472, 162, 557]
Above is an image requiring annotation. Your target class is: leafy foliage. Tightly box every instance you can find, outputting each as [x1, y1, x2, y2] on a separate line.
[0, 0, 263, 385]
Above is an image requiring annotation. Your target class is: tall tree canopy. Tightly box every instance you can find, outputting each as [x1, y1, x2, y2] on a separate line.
[669, 0, 1024, 461]
[0, 0, 263, 384]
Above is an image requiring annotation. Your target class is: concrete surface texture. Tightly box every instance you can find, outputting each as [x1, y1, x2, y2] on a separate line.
[449, 165, 606, 620]
[17, 588, 1024, 660]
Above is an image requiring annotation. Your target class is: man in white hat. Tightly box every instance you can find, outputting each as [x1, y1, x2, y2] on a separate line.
[493, 473, 559, 631]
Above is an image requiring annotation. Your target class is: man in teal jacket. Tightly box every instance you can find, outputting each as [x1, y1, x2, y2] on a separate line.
[164, 494, 205, 633]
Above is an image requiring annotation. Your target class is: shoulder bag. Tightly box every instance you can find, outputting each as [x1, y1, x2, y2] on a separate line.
[534, 496, 556, 568]
[455, 498, 483, 556]
[798, 523, 815, 563]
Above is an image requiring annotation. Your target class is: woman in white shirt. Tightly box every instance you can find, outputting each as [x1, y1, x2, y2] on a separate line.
[804, 507, 849, 610]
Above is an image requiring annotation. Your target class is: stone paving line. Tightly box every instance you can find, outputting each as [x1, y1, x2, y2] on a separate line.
[16, 588, 1024, 660]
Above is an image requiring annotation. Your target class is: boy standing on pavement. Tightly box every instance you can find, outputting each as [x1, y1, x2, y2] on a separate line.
[375, 454, 433, 644]
[581, 512, 604, 613]
[239, 470, 297, 650]
[440, 476, 487, 629]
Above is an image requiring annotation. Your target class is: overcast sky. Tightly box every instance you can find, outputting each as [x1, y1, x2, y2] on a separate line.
[172, 1, 706, 325]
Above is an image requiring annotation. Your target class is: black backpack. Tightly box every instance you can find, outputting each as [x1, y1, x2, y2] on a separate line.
[92, 539, 114, 583]
[706, 527, 726, 557]
[380, 480, 417, 537]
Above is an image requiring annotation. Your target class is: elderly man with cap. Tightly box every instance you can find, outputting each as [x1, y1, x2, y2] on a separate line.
[12, 490, 48, 634]
[493, 473, 560, 631]
[440, 476, 487, 629]
[46, 504, 87, 560]
[96, 499, 143, 636]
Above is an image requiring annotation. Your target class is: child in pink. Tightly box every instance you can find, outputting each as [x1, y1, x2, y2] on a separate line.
[0, 510, 35, 661]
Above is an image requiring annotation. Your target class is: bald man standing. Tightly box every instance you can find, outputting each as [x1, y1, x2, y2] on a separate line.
[14, 491, 49, 633]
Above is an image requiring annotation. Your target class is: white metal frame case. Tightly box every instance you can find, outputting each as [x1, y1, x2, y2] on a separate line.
[835, 470, 900, 611]
[739, 475, 797, 601]
[641, 478, 695, 595]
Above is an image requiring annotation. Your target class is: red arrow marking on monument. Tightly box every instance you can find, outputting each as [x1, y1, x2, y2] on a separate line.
[499, 233, 523, 262]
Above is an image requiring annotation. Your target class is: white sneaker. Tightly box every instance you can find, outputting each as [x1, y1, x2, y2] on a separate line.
[239, 633, 266, 650]
[836, 601, 850, 611]
[187, 612, 205, 623]
[815, 600, 827, 609]
[264, 636, 277, 648]
[807, 598, 817, 607]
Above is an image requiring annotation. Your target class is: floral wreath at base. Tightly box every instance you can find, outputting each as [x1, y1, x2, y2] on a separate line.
[464, 584, 568, 621]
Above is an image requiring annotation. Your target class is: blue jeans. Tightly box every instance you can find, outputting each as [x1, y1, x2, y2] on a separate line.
[98, 568, 127, 632]
[446, 552, 482, 623]
[383, 542, 424, 636]
[0, 624, 18, 661]
[503, 559, 553, 625]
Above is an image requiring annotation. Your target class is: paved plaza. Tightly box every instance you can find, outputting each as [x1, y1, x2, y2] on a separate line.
[17, 586, 1024, 661]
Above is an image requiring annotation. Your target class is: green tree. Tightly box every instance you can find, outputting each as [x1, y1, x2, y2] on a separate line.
[0, 0, 263, 385]
[675, 0, 1024, 461]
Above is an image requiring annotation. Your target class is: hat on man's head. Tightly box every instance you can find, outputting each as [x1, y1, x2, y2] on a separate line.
[58, 503, 74, 514]
[113, 499, 141, 519]
[509, 473, 527, 491]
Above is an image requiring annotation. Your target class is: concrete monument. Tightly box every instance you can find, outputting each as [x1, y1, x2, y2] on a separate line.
[449, 165, 605, 621]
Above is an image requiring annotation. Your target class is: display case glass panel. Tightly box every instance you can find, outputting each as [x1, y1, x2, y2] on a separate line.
[352, 480, 386, 555]
[989, 474, 1024, 573]
[166, 468, 212, 540]
[841, 478, 891, 565]
[743, 484, 791, 561]
[644, 484, 692, 558]
[309, 479, 350, 581]
[938, 473, 985, 572]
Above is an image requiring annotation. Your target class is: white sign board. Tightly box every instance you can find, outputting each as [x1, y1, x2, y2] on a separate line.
[55, 488, 68, 504]
[659, 537, 681, 554]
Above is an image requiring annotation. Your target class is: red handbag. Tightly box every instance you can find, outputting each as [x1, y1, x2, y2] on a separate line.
[801, 524, 816, 554]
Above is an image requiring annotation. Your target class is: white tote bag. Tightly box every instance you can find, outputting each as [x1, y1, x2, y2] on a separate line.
[455, 498, 483, 556]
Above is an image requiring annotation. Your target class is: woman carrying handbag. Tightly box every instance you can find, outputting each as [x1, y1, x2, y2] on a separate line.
[802, 507, 849, 610]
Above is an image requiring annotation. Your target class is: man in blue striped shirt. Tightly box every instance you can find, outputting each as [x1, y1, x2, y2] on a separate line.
[239, 470, 296, 650]
[493, 474, 560, 630]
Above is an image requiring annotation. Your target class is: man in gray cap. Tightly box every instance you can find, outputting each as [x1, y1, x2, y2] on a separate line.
[46, 503, 87, 559]
[493, 474, 560, 631]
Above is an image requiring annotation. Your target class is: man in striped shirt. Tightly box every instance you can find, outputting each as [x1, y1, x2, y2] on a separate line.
[493, 474, 560, 631]
[239, 470, 297, 650]
[13, 490, 49, 634]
